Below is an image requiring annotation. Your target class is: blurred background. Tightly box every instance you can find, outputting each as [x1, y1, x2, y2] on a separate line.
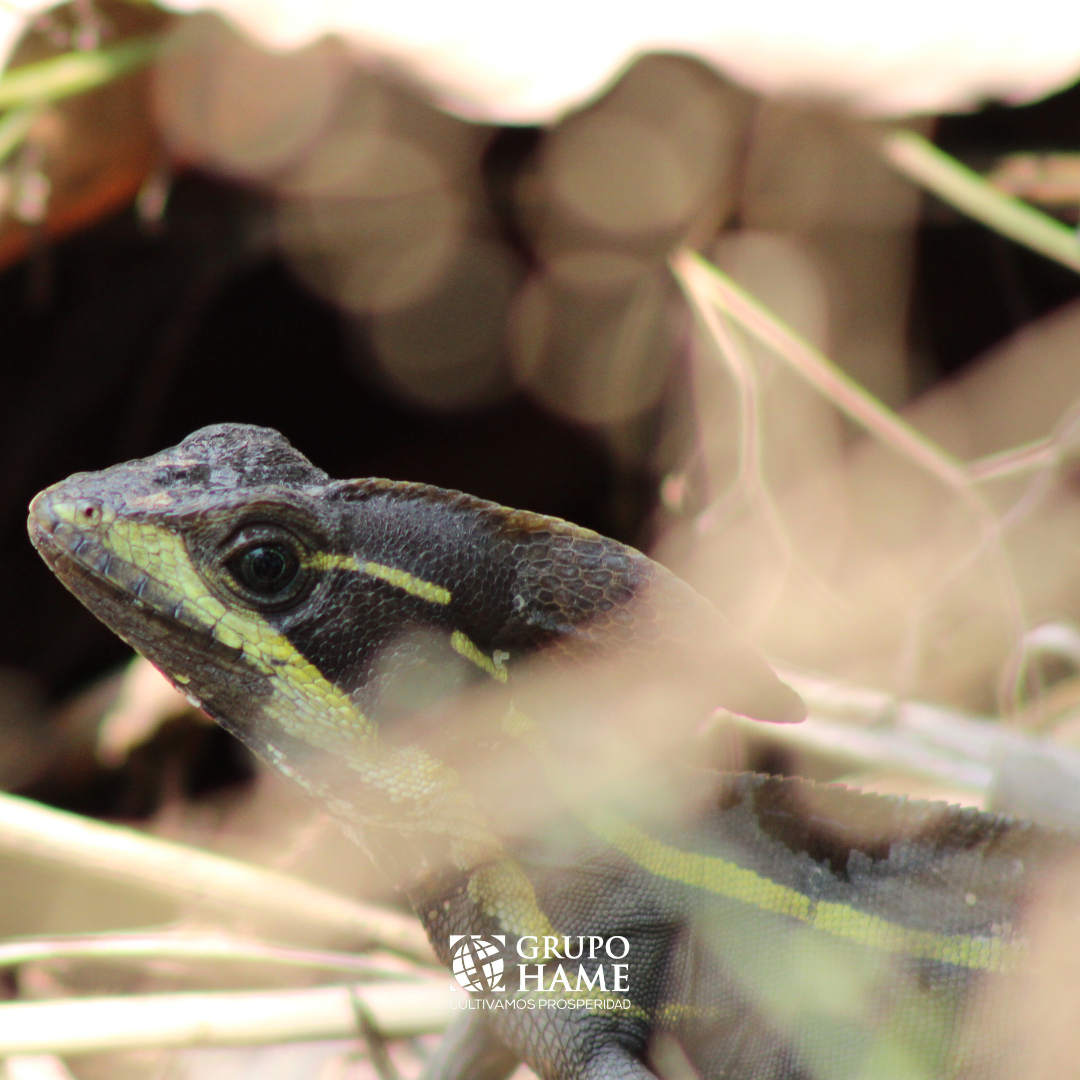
[2, 0, 1080, 803]
[2, 2, 1080, 1076]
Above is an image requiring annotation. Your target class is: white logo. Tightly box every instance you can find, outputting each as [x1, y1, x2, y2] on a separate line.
[448, 935, 506, 992]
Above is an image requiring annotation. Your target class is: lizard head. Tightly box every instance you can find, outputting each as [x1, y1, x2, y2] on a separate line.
[28, 424, 511, 876]
[27, 423, 361, 747]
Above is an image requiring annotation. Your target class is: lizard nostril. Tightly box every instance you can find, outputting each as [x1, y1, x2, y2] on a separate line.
[76, 500, 103, 527]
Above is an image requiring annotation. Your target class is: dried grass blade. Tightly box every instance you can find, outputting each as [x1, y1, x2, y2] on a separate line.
[880, 129, 1080, 276]
[0, 981, 452, 1055]
[0, 791, 434, 963]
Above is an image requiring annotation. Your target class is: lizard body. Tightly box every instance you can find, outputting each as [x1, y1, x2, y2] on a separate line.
[27, 424, 1080, 1080]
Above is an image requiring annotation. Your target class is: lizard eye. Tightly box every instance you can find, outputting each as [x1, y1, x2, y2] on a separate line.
[220, 522, 314, 610]
[230, 543, 299, 595]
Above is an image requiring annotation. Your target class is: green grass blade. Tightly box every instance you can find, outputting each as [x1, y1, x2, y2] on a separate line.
[671, 248, 971, 489]
[0, 34, 162, 112]
[0, 104, 39, 164]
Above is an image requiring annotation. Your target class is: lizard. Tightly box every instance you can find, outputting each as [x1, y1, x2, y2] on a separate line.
[26, 422, 1080, 1080]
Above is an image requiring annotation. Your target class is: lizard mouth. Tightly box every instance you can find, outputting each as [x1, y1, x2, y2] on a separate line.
[29, 490, 185, 621]
[28, 488, 260, 718]
[31, 491, 153, 598]
[27, 489, 239, 656]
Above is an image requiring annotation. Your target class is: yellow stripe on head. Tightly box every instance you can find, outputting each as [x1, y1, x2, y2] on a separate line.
[89, 521, 495, 819]
[104, 519, 374, 747]
[307, 553, 451, 606]
[362, 560, 451, 605]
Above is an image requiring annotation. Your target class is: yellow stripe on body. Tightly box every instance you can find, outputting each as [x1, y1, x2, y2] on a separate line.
[451, 630, 508, 682]
[468, 858, 558, 942]
[587, 810, 1021, 973]
[468, 857, 644, 1018]
[654, 1002, 715, 1028]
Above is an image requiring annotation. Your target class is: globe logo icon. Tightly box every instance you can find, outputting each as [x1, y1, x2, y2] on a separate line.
[449, 934, 506, 992]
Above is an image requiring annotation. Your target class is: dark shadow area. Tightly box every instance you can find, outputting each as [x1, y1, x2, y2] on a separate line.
[0, 171, 648, 705]
[911, 79, 1080, 379]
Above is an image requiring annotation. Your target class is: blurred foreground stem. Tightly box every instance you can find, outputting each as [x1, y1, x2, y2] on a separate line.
[0, 981, 451, 1054]
[0, 930, 424, 977]
[0, 791, 434, 963]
